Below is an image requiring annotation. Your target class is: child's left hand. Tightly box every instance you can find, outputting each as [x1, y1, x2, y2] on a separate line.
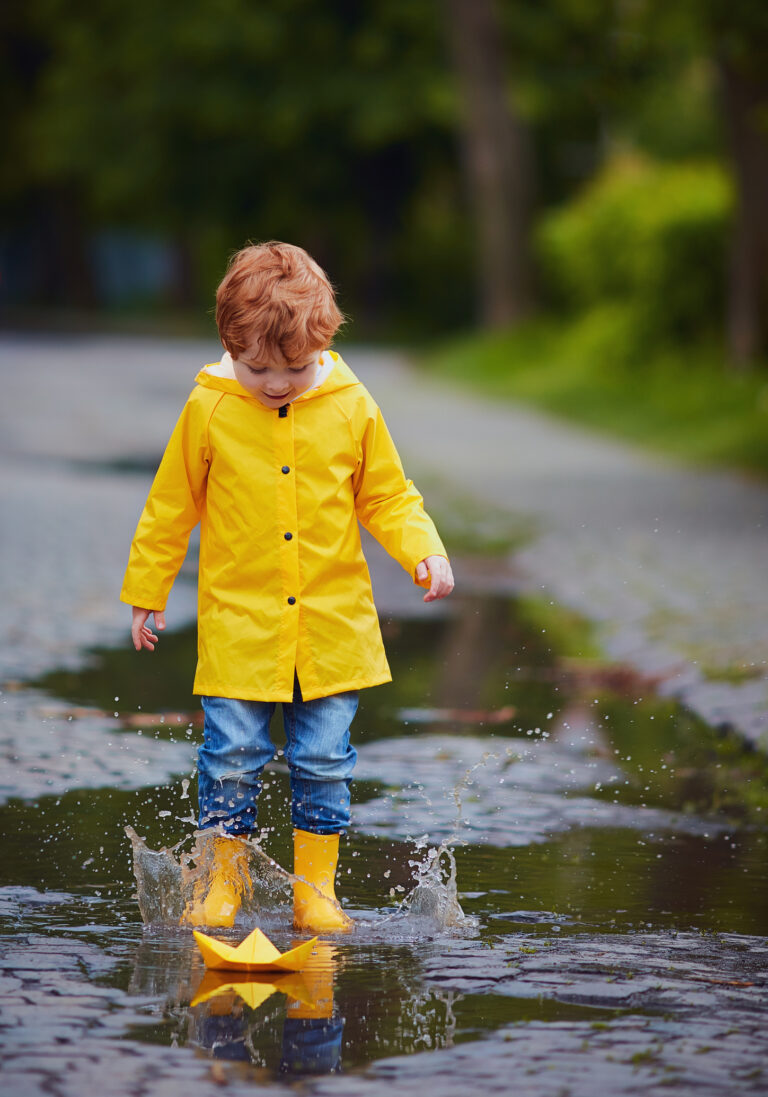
[416, 556, 454, 602]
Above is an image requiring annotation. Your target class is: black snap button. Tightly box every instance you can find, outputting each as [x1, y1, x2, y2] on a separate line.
[287, 596, 296, 605]
[281, 465, 290, 474]
[284, 531, 293, 541]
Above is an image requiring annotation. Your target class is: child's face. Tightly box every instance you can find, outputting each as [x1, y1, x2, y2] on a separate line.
[232, 337, 322, 408]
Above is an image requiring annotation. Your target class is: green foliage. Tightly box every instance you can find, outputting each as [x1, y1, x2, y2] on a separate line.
[3, 0, 765, 339]
[626, 59, 721, 160]
[536, 155, 733, 344]
[6, 0, 472, 330]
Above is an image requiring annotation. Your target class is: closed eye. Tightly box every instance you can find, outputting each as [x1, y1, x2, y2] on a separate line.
[240, 358, 314, 375]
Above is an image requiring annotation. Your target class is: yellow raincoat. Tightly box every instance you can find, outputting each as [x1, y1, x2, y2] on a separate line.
[120, 352, 446, 701]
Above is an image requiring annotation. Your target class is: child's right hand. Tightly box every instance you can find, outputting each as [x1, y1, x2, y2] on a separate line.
[131, 606, 166, 652]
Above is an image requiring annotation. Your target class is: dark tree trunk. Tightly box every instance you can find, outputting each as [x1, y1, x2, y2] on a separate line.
[718, 58, 768, 367]
[36, 189, 96, 309]
[446, 0, 533, 328]
[168, 235, 197, 309]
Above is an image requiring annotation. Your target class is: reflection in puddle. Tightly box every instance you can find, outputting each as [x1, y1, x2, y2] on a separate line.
[187, 942, 342, 1076]
[118, 922, 624, 1079]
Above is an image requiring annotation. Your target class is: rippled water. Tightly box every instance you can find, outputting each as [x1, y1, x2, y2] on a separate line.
[2, 593, 768, 1093]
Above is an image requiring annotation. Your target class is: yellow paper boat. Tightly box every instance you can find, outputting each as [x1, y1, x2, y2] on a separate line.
[193, 926, 318, 972]
[190, 968, 315, 1010]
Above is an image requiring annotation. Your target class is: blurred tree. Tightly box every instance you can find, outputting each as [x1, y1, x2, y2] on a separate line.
[0, 2, 96, 306]
[599, 0, 768, 365]
[9, 0, 470, 331]
[445, 0, 533, 327]
[5, 0, 765, 356]
[502, 0, 768, 365]
[710, 1, 768, 367]
[537, 155, 732, 348]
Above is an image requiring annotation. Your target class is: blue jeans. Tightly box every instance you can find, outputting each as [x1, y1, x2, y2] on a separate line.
[197, 678, 358, 836]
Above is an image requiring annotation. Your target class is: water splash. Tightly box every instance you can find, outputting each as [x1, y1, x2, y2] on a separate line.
[383, 747, 517, 932]
[125, 826, 185, 924]
[367, 750, 517, 933]
[399, 839, 475, 930]
[125, 826, 292, 927]
[451, 745, 516, 825]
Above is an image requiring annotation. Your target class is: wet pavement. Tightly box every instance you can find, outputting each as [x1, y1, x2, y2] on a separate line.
[1, 334, 768, 1096]
[3, 887, 768, 1096]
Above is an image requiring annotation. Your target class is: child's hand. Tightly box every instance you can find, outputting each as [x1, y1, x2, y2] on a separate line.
[416, 556, 454, 603]
[131, 606, 166, 652]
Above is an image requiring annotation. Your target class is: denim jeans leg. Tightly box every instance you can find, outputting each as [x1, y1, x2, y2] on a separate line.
[197, 696, 277, 835]
[283, 683, 359, 835]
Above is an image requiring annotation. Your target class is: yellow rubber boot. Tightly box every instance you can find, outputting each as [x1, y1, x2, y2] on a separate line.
[180, 835, 251, 928]
[293, 830, 353, 933]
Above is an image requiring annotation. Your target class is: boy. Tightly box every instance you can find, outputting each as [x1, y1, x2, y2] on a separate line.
[121, 242, 453, 933]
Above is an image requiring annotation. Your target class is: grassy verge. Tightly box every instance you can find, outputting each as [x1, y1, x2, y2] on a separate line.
[422, 307, 768, 478]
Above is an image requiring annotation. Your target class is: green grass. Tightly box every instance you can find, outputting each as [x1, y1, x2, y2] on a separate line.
[423, 307, 768, 478]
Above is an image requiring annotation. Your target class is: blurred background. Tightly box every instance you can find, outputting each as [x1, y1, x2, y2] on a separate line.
[3, 10, 768, 1086]
[2, 0, 768, 466]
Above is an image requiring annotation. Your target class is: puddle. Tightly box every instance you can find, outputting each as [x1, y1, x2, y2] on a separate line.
[2, 592, 768, 1092]
[116, 935, 629, 1073]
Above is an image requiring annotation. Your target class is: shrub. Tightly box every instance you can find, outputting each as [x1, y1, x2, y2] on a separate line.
[536, 154, 733, 345]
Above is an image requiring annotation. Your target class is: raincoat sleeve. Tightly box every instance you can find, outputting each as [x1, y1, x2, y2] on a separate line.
[120, 390, 213, 610]
[352, 402, 447, 586]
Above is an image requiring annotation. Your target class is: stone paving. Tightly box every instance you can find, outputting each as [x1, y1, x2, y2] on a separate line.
[0, 333, 206, 682]
[352, 730, 725, 847]
[0, 689, 196, 805]
[321, 931, 768, 1096]
[0, 931, 295, 1097]
[2, 911, 767, 1097]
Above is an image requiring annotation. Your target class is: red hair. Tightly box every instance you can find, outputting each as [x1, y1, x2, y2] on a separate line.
[216, 241, 344, 362]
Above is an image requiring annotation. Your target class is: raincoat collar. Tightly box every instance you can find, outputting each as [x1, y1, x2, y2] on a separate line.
[195, 350, 358, 403]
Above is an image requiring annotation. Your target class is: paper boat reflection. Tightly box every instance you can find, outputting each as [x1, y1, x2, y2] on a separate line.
[190, 968, 315, 1010]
